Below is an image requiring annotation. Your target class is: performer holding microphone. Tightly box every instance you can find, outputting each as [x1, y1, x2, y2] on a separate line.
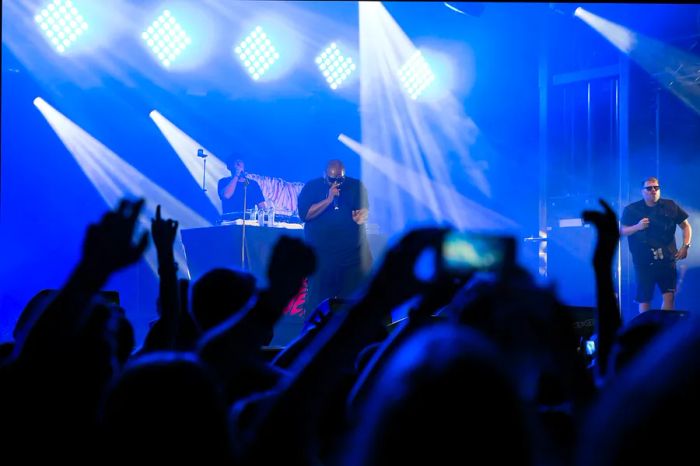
[620, 176, 692, 313]
[218, 156, 267, 220]
[297, 159, 372, 313]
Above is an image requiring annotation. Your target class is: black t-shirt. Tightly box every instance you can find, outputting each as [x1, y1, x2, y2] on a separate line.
[218, 176, 265, 215]
[297, 177, 369, 266]
[621, 198, 688, 266]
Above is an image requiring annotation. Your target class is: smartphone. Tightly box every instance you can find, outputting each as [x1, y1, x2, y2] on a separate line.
[439, 231, 515, 276]
[585, 339, 596, 356]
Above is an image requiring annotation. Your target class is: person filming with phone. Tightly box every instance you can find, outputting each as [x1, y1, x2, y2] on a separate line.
[620, 176, 692, 313]
[297, 159, 372, 313]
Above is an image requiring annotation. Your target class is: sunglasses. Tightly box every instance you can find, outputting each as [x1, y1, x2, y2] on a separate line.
[326, 175, 346, 184]
[644, 186, 660, 192]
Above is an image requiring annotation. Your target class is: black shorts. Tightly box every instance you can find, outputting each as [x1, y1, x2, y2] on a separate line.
[634, 262, 677, 303]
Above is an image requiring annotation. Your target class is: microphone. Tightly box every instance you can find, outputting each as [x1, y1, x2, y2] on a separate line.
[237, 171, 250, 186]
[330, 179, 342, 210]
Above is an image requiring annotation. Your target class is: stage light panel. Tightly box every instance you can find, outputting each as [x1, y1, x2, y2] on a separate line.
[234, 26, 280, 81]
[398, 50, 436, 100]
[34, 0, 88, 54]
[315, 42, 357, 90]
[142, 9, 192, 68]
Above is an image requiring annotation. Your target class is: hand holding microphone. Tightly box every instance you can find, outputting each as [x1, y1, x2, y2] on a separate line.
[328, 182, 341, 210]
[235, 167, 249, 180]
[637, 217, 650, 232]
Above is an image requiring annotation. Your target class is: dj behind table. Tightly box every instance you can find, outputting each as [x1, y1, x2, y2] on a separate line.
[188, 170, 307, 289]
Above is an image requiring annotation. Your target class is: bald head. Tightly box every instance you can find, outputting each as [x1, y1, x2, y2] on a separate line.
[325, 159, 345, 179]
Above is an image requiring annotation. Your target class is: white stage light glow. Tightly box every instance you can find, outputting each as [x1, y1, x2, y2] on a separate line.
[576, 7, 700, 115]
[149, 110, 228, 214]
[234, 26, 280, 81]
[398, 50, 436, 100]
[33, 97, 211, 278]
[357, 2, 504, 236]
[35, 0, 88, 54]
[315, 42, 357, 90]
[574, 7, 636, 54]
[142, 9, 192, 68]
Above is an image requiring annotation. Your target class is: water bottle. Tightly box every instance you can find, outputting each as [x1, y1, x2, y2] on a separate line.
[269, 205, 276, 227]
[252, 204, 259, 225]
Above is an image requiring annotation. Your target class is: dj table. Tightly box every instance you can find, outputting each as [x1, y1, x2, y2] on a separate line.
[181, 223, 305, 288]
[182, 223, 388, 345]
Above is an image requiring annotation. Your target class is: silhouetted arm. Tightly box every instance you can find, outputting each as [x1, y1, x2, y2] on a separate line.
[141, 205, 180, 351]
[16, 199, 149, 363]
[347, 272, 467, 411]
[197, 236, 316, 396]
[176, 278, 199, 347]
[583, 199, 622, 379]
[240, 228, 449, 465]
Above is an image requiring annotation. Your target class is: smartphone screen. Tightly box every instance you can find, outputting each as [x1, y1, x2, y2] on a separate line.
[441, 231, 514, 275]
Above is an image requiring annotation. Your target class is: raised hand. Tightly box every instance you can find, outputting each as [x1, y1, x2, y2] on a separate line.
[81, 198, 149, 277]
[582, 199, 620, 270]
[151, 205, 179, 258]
[637, 217, 650, 231]
[367, 227, 450, 310]
[327, 182, 340, 202]
[582, 198, 621, 378]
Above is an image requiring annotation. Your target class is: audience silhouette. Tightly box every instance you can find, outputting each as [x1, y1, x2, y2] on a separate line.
[0, 196, 694, 466]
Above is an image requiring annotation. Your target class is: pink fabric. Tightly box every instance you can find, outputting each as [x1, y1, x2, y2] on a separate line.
[283, 278, 308, 316]
[249, 174, 304, 217]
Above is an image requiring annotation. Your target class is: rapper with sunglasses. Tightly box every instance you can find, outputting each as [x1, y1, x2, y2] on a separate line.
[620, 176, 692, 313]
[297, 159, 372, 313]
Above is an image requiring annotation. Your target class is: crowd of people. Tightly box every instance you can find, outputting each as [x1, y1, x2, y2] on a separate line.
[0, 186, 696, 465]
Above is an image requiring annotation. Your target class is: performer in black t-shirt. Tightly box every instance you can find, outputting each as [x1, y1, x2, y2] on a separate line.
[218, 157, 266, 219]
[620, 176, 692, 313]
[297, 159, 372, 313]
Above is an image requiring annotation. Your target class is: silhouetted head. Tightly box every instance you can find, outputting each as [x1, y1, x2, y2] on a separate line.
[191, 268, 256, 331]
[444, 272, 589, 406]
[100, 352, 230, 463]
[345, 323, 534, 466]
[72, 299, 135, 389]
[609, 310, 689, 376]
[103, 304, 135, 367]
[577, 315, 700, 466]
